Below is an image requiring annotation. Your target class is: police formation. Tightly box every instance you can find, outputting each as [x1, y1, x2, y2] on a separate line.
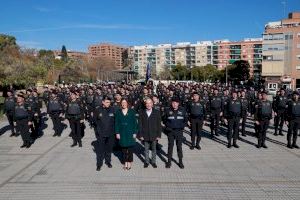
[3, 83, 300, 171]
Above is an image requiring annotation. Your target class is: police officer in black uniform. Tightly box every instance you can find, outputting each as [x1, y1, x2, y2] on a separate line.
[94, 96, 115, 171]
[4, 90, 16, 137]
[47, 91, 64, 137]
[273, 88, 288, 136]
[66, 90, 85, 147]
[285, 91, 300, 149]
[209, 88, 223, 138]
[187, 92, 206, 150]
[42, 86, 50, 106]
[25, 89, 36, 137]
[224, 90, 242, 148]
[254, 91, 272, 148]
[240, 90, 249, 137]
[85, 87, 95, 127]
[32, 89, 43, 139]
[164, 96, 187, 169]
[14, 94, 33, 148]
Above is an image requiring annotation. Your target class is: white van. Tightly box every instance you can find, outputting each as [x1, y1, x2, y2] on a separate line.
[267, 83, 278, 96]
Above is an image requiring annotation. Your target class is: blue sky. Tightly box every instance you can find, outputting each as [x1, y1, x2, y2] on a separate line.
[1, 0, 299, 51]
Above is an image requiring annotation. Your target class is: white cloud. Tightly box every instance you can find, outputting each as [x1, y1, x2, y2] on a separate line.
[5, 24, 171, 33]
[33, 6, 53, 12]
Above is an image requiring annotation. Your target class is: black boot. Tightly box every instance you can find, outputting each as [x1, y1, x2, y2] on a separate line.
[227, 140, 232, 148]
[287, 140, 293, 149]
[26, 141, 32, 148]
[233, 141, 239, 148]
[178, 159, 184, 169]
[165, 161, 171, 168]
[279, 129, 284, 136]
[20, 143, 27, 148]
[196, 137, 201, 149]
[293, 141, 299, 149]
[71, 141, 77, 147]
[256, 140, 262, 148]
[78, 141, 82, 147]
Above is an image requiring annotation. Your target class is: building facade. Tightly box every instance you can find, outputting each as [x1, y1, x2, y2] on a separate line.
[88, 43, 126, 69]
[262, 12, 300, 90]
[212, 39, 262, 81]
[129, 39, 262, 79]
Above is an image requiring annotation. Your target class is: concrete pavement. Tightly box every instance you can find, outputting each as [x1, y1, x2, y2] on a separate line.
[0, 115, 299, 199]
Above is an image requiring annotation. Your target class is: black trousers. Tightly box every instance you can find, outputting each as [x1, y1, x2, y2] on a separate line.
[210, 111, 221, 135]
[86, 106, 94, 126]
[258, 119, 270, 146]
[190, 118, 203, 146]
[6, 112, 15, 134]
[16, 118, 31, 144]
[122, 146, 134, 163]
[50, 112, 62, 135]
[97, 136, 114, 166]
[31, 115, 40, 139]
[254, 123, 259, 138]
[227, 117, 240, 144]
[167, 129, 183, 162]
[274, 110, 285, 135]
[241, 112, 247, 135]
[69, 119, 82, 143]
[287, 118, 300, 145]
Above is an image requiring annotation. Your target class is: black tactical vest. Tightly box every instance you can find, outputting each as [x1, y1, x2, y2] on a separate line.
[4, 97, 15, 111]
[228, 100, 241, 115]
[261, 101, 272, 117]
[67, 102, 80, 115]
[292, 101, 300, 117]
[15, 105, 29, 119]
[190, 102, 204, 116]
[49, 100, 61, 112]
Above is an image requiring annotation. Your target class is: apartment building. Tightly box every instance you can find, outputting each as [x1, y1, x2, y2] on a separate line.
[212, 39, 263, 79]
[262, 12, 300, 90]
[88, 43, 126, 69]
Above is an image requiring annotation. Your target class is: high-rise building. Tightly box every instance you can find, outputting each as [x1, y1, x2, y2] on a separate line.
[262, 12, 300, 90]
[88, 43, 126, 69]
[212, 39, 262, 80]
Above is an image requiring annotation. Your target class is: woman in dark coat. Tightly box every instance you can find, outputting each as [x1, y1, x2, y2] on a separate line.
[115, 98, 138, 170]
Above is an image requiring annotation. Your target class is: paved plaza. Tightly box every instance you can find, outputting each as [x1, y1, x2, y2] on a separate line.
[0, 114, 299, 200]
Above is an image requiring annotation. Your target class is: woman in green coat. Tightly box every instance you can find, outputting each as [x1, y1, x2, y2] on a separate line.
[115, 98, 138, 170]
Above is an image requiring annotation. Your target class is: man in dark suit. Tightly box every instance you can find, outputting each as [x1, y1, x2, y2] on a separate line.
[139, 97, 162, 168]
